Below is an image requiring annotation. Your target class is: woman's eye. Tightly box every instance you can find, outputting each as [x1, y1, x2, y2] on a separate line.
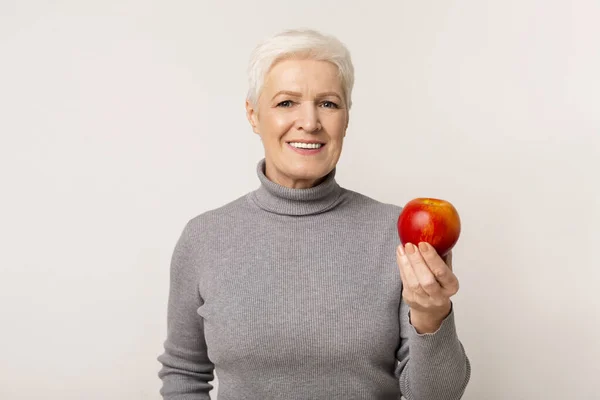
[277, 100, 293, 107]
[321, 101, 339, 109]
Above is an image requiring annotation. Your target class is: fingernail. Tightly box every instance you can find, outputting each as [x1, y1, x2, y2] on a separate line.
[418, 242, 429, 253]
[405, 243, 415, 254]
[398, 245, 405, 256]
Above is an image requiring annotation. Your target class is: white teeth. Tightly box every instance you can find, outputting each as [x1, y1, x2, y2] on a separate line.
[289, 142, 323, 149]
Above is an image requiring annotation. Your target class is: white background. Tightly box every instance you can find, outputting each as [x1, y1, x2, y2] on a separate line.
[1, 1, 598, 399]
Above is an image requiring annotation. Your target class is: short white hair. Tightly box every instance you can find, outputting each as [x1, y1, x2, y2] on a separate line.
[246, 28, 355, 110]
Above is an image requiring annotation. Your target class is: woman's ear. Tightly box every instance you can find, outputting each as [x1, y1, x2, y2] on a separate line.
[245, 100, 260, 135]
[344, 112, 350, 135]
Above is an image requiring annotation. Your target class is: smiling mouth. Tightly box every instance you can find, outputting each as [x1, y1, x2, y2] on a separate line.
[286, 142, 326, 154]
[286, 142, 326, 149]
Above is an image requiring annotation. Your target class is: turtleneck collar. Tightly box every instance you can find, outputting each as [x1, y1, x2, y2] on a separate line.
[250, 158, 344, 216]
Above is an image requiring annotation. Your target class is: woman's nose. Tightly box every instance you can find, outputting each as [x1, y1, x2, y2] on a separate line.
[296, 102, 322, 132]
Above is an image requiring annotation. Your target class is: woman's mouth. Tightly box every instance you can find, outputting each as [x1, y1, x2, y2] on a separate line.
[286, 142, 326, 155]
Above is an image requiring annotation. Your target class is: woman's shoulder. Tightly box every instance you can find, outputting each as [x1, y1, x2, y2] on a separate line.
[177, 194, 250, 240]
[342, 188, 403, 218]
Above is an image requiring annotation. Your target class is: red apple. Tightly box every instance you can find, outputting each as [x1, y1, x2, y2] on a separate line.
[397, 198, 461, 257]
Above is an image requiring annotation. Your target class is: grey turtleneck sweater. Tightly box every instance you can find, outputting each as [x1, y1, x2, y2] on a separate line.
[157, 159, 471, 400]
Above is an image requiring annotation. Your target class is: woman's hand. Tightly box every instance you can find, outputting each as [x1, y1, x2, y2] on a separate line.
[396, 242, 460, 333]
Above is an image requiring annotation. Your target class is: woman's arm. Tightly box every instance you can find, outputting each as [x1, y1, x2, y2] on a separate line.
[395, 244, 471, 399]
[157, 221, 215, 399]
[395, 300, 471, 400]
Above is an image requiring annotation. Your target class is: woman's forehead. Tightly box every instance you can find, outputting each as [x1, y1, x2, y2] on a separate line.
[263, 59, 343, 94]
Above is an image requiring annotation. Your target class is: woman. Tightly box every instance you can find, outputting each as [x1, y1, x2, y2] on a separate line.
[158, 28, 471, 400]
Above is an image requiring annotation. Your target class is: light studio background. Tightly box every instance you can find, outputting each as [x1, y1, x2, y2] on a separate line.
[1, 1, 598, 399]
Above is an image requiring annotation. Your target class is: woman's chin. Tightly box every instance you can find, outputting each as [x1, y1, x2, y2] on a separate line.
[266, 157, 335, 188]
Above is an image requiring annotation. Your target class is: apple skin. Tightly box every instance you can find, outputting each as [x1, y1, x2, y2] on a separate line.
[397, 198, 461, 257]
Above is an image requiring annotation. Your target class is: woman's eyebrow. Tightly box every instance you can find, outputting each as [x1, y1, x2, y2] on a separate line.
[271, 90, 342, 100]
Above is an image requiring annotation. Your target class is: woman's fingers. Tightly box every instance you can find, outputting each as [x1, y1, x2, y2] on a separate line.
[404, 243, 442, 296]
[396, 245, 424, 297]
[396, 242, 460, 313]
[418, 244, 459, 294]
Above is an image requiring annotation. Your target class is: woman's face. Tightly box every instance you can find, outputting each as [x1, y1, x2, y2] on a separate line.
[246, 58, 349, 189]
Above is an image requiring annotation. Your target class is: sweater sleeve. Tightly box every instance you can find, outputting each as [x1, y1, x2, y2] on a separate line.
[395, 300, 471, 400]
[157, 221, 215, 399]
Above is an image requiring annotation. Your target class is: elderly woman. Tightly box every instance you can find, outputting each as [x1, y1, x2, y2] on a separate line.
[157, 29, 471, 400]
